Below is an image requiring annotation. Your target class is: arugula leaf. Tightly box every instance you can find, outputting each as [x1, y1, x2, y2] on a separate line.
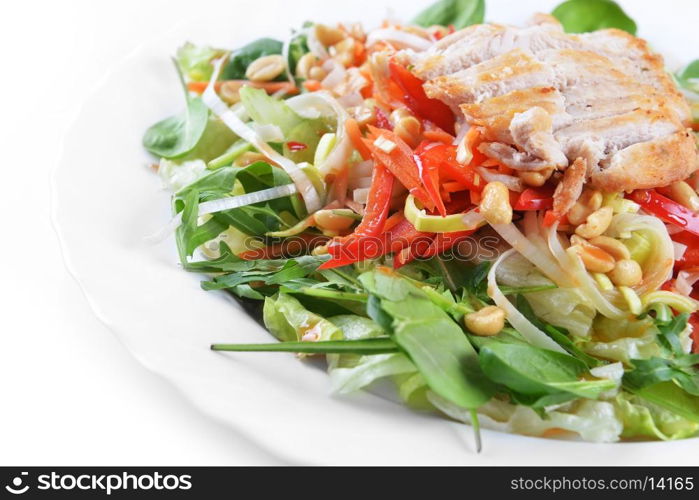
[412, 0, 485, 29]
[656, 313, 690, 357]
[552, 0, 637, 35]
[625, 357, 699, 396]
[200, 254, 326, 291]
[175, 190, 229, 261]
[222, 38, 283, 80]
[176, 162, 304, 239]
[479, 342, 615, 408]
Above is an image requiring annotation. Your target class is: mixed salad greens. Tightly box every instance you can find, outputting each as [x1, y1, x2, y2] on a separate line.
[143, 0, 699, 444]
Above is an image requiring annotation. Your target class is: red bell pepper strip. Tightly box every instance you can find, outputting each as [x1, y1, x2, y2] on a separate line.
[673, 231, 699, 270]
[514, 185, 555, 211]
[363, 126, 436, 211]
[239, 233, 327, 260]
[388, 61, 455, 135]
[416, 141, 482, 192]
[689, 313, 699, 353]
[629, 189, 699, 237]
[321, 164, 394, 268]
[420, 230, 476, 259]
[543, 210, 569, 227]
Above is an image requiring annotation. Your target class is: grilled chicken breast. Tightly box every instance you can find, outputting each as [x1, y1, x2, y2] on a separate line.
[401, 16, 698, 192]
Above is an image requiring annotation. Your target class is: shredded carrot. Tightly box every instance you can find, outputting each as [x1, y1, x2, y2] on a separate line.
[443, 181, 469, 193]
[345, 118, 372, 160]
[382, 211, 405, 232]
[303, 79, 322, 92]
[423, 128, 454, 144]
[330, 165, 349, 205]
[354, 40, 367, 66]
[187, 80, 298, 95]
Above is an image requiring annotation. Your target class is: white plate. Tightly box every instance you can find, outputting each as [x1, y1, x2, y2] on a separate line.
[53, 0, 699, 465]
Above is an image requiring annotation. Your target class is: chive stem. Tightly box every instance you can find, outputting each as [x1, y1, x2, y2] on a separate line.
[211, 338, 399, 354]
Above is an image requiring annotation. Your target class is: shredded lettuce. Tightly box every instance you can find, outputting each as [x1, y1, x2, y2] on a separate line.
[616, 394, 699, 440]
[326, 315, 415, 394]
[175, 42, 228, 82]
[583, 316, 662, 364]
[429, 393, 623, 443]
[496, 252, 595, 337]
[263, 293, 342, 343]
[158, 158, 209, 192]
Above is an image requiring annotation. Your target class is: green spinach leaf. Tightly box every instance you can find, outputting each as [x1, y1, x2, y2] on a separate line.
[143, 95, 209, 159]
[552, 0, 637, 35]
[361, 269, 495, 410]
[412, 0, 485, 29]
[222, 38, 283, 80]
[479, 342, 615, 407]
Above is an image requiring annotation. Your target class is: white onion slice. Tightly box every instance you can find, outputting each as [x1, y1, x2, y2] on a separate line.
[461, 210, 485, 229]
[321, 59, 346, 89]
[366, 28, 432, 51]
[477, 167, 524, 192]
[145, 184, 298, 243]
[488, 249, 566, 353]
[337, 92, 364, 108]
[253, 123, 284, 143]
[673, 241, 688, 261]
[490, 222, 566, 286]
[565, 247, 625, 319]
[306, 26, 329, 60]
[202, 59, 321, 212]
[286, 92, 352, 176]
[353, 187, 370, 204]
[676, 270, 699, 297]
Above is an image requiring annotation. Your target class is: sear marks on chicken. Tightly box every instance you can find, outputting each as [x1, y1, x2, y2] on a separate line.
[400, 14, 698, 193]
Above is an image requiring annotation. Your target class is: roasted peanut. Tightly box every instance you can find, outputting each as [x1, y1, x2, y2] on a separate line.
[659, 181, 699, 212]
[313, 210, 356, 232]
[245, 54, 285, 82]
[315, 24, 345, 46]
[295, 53, 317, 79]
[573, 243, 615, 273]
[588, 235, 631, 260]
[219, 81, 242, 104]
[392, 114, 422, 148]
[575, 206, 613, 239]
[480, 181, 513, 225]
[464, 306, 506, 336]
[308, 66, 327, 81]
[519, 167, 553, 187]
[567, 189, 603, 225]
[332, 37, 356, 67]
[608, 259, 643, 287]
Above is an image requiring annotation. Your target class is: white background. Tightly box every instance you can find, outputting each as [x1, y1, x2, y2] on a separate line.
[1, 0, 696, 465]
